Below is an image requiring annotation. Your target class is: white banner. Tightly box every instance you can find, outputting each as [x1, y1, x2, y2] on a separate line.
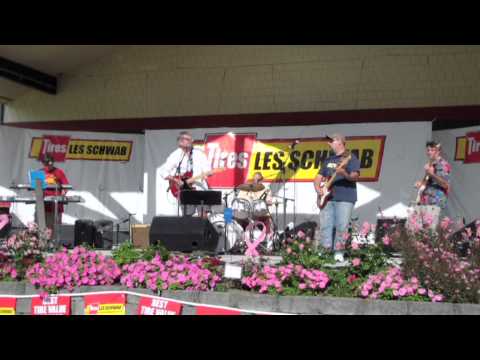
[433, 125, 480, 223]
[145, 122, 431, 226]
[0, 126, 145, 226]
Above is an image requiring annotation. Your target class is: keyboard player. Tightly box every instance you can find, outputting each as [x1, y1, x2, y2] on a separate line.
[38, 154, 70, 232]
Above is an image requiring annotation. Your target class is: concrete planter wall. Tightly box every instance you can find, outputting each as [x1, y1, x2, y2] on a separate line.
[1, 282, 479, 315]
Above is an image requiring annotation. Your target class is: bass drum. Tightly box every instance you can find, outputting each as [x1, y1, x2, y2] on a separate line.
[208, 213, 244, 253]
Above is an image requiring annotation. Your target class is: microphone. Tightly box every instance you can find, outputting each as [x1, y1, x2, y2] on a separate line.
[289, 140, 300, 149]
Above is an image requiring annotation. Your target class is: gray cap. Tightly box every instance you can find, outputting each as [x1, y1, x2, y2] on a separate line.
[326, 133, 346, 144]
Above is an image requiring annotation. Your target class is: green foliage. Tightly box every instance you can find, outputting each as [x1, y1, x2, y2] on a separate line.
[112, 242, 142, 267]
[141, 243, 170, 262]
[112, 242, 171, 267]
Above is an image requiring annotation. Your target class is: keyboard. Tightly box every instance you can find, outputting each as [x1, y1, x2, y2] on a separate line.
[0, 196, 83, 204]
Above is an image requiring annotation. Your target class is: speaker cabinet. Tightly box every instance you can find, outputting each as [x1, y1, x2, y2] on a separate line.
[149, 217, 219, 253]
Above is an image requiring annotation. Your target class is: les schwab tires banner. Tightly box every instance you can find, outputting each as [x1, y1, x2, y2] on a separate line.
[145, 122, 431, 224]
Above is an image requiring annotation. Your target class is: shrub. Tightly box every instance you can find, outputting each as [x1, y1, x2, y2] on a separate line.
[392, 215, 480, 304]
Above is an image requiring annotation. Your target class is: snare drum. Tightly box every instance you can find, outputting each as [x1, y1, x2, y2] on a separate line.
[252, 199, 269, 220]
[231, 198, 252, 221]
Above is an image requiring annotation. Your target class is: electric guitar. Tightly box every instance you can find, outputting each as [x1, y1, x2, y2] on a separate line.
[317, 151, 352, 209]
[415, 160, 434, 205]
[169, 168, 224, 198]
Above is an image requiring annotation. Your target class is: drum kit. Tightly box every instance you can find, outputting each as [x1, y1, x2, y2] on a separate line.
[208, 182, 283, 255]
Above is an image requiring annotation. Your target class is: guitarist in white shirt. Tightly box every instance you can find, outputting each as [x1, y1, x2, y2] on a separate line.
[314, 133, 361, 263]
[160, 131, 212, 216]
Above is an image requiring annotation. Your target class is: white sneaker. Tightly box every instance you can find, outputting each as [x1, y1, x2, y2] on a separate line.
[334, 251, 345, 263]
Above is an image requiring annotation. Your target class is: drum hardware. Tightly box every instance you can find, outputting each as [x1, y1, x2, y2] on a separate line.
[236, 183, 265, 193]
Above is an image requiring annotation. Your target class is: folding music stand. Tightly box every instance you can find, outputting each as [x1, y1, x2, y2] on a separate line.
[180, 190, 222, 215]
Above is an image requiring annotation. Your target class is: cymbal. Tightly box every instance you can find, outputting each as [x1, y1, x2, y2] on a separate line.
[236, 183, 265, 192]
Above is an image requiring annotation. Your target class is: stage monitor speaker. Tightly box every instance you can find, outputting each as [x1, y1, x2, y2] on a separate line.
[56, 224, 75, 249]
[74, 220, 113, 250]
[149, 217, 219, 253]
[94, 220, 113, 250]
[280, 221, 317, 242]
[74, 220, 95, 247]
[451, 219, 479, 257]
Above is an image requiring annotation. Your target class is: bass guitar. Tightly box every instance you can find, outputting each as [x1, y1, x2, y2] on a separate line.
[415, 160, 433, 205]
[317, 151, 352, 209]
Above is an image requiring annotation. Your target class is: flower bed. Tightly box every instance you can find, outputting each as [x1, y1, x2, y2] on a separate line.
[1, 215, 478, 305]
[27, 247, 122, 293]
[120, 255, 223, 292]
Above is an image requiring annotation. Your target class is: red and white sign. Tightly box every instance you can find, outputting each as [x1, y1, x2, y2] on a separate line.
[31, 295, 71, 316]
[84, 293, 126, 315]
[202, 133, 257, 188]
[39, 135, 71, 163]
[137, 297, 183, 315]
[196, 306, 242, 316]
[0, 298, 16, 315]
[465, 131, 480, 164]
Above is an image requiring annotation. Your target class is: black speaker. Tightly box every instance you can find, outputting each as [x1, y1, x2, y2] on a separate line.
[281, 221, 317, 242]
[149, 217, 219, 252]
[57, 224, 75, 249]
[94, 220, 113, 250]
[74, 220, 114, 250]
[74, 220, 95, 247]
[451, 219, 478, 257]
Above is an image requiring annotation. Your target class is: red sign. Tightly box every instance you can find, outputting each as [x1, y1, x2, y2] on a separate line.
[84, 293, 126, 315]
[196, 306, 242, 316]
[31, 295, 71, 316]
[0, 298, 16, 315]
[138, 297, 183, 315]
[203, 133, 257, 188]
[38, 135, 71, 162]
[465, 131, 480, 164]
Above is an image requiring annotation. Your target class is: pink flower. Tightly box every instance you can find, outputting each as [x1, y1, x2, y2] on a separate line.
[298, 283, 307, 290]
[398, 287, 407, 297]
[347, 274, 358, 284]
[286, 247, 292, 254]
[352, 258, 361, 267]
[440, 217, 452, 231]
[351, 242, 360, 250]
[382, 235, 391, 246]
[360, 222, 371, 237]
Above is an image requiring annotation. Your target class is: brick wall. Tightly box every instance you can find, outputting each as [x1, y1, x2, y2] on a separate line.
[5, 45, 480, 124]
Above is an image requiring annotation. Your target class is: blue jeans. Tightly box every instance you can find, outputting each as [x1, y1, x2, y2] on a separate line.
[319, 201, 354, 251]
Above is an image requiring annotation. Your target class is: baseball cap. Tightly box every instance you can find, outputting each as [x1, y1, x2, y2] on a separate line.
[326, 133, 346, 144]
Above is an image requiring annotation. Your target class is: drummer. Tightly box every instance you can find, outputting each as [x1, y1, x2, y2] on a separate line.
[237, 172, 273, 205]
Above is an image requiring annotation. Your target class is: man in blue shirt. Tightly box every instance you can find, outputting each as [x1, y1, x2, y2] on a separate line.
[314, 133, 361, 262]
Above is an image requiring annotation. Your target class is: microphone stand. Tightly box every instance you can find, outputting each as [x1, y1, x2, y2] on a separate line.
[291, 142, 299, 229]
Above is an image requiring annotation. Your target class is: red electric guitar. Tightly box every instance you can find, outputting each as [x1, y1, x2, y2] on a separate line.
[168, 168, 224, 198]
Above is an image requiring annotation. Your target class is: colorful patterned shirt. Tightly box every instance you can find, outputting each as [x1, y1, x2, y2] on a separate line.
[420, 157, 451, 209]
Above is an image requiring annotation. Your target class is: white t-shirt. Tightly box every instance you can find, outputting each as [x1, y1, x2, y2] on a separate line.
[160, 148, 212, 190]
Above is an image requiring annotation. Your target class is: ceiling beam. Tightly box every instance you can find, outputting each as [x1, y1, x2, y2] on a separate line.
[0, 57, 57, 95]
